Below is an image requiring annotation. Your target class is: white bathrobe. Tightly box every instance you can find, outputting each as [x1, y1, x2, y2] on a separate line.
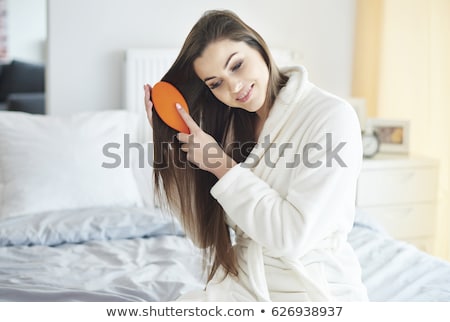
[178, 66, 368, 301]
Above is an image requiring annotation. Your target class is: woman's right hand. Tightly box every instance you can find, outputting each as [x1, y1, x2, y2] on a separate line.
[143, 83, 153, 128]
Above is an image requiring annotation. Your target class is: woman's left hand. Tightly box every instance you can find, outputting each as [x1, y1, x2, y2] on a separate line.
[175, 103, 236, 178]
[143, 84, 153, 128]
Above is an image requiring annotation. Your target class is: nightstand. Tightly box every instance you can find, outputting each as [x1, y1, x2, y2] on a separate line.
[356, 154, 439, 254]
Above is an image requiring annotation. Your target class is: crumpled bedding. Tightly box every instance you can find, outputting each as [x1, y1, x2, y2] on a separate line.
[0, 207, 449, 301]
[349, 211, 450, 301]
[0, 207, 205, 301]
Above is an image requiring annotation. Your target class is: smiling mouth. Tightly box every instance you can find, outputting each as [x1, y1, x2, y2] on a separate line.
[236, 84, 254, 103]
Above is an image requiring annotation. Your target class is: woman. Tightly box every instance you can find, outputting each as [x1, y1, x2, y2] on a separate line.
[144, 10, 368, 301]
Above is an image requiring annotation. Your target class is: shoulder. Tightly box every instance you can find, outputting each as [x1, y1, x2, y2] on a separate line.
[306, 85, 356, 120]
[273, 67, 361, 145]
[278, 66, 360, 129]
[286, 83, 360, 139]
[288, 84, 363, 169]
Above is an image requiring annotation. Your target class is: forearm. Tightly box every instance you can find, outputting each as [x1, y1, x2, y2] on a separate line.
[209, 153, 238, 179]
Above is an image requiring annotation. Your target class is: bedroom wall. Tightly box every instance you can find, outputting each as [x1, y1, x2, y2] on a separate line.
[46, 0, 356, 115]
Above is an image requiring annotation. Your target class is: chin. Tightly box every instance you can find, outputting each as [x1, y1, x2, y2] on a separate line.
[240, 98, 266, 113]
[246, 104, 263, 113]
[234, 104, 259, 113]
[249, 99, 267, 113]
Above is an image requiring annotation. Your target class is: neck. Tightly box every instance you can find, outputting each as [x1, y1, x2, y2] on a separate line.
[256, 99, 270, 121]
[255, 104, 269, 139]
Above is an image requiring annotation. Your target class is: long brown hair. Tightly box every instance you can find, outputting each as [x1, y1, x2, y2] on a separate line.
[152, 10, 289, 282]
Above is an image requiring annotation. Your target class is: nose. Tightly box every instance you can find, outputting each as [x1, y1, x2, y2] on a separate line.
[228, 78, 243, 94]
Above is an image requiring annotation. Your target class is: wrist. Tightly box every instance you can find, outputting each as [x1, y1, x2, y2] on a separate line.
[211, 155, 237, 179]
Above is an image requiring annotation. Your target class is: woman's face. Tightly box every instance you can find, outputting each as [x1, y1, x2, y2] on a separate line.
[193, 39, 269, 114]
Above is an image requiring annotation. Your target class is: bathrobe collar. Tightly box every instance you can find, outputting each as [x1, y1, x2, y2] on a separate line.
[244, 65, 312, 167]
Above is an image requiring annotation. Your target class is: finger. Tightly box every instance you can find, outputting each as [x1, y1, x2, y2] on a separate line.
[145, 100, 153, 113]
[143, 84, 153, 107]
[180, 144, 189, 153]
[143, 85, 153, 127]
[144, 83, 153, 94]
[146, 106, 153, 126]
[176, 103, 200, 131]
[176, 132, 190, 144]
[143, 84, 150, 101]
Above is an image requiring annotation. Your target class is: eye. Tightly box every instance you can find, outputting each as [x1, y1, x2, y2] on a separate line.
[209, 80, 222, 90]
[231, 61, 243, 72]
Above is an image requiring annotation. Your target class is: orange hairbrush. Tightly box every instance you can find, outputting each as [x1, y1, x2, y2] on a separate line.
[151, 81, 190, 134]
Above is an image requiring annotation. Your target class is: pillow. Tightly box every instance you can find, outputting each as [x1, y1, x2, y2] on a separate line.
[0, 110, 144, 219]
[0, 207, 182, 247]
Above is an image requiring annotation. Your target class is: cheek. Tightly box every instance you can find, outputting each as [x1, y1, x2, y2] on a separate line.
[258, 65, 270, 87]
[211, 89, 233, 106]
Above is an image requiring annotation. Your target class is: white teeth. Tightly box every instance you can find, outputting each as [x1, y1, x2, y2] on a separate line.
[238, 89, 249, 100]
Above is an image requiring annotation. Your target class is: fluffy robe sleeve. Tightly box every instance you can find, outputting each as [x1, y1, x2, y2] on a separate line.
[210, 100, 362, 258]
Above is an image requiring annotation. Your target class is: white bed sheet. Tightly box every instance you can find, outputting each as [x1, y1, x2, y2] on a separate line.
[1, 207, 449, 301]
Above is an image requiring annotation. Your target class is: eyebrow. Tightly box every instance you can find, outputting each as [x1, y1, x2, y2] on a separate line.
[203, 52, 238, 82]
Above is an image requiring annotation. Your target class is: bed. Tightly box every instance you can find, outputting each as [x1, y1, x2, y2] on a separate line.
[349, 212, 450, 301]
[1, 109, 450, 302]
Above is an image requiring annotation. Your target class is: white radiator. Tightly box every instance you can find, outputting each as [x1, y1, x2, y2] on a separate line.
[123, 48, 302, 142]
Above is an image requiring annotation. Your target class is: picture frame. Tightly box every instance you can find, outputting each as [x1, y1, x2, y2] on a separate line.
[366, 118, 410, 154]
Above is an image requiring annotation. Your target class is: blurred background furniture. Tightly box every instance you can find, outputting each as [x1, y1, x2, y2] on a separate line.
[0, 59, 45, 114]
[356, 154, 439, 254]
